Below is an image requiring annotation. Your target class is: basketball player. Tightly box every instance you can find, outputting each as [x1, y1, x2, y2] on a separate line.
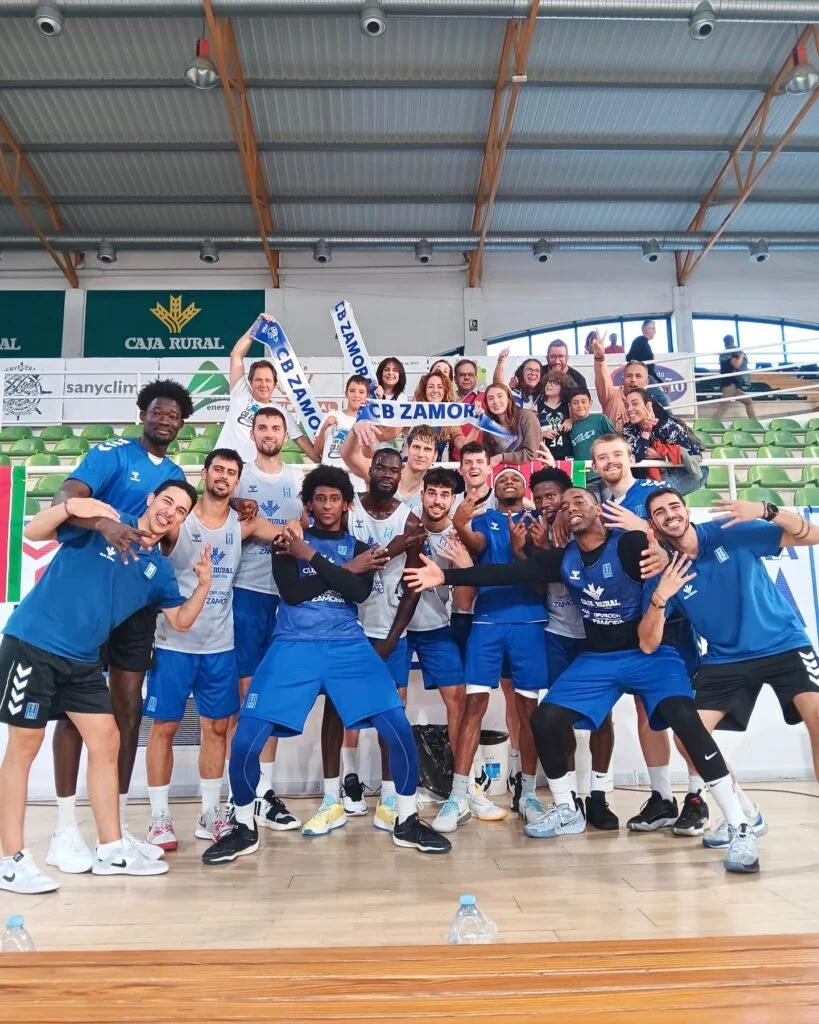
[47, 379, 193, 874]
[643, 489, 819, 846]
[0, 481, 207, 893]
[340, 423, 437, 516]
[302, 447, 425, 835]
[232, 407, 303, 832]
[407, 488, 760, 873]
[201, 465, 450, 863]
[143, 449, 290, 851]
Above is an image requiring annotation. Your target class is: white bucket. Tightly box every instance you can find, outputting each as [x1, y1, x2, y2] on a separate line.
[478, 730, 509, 798]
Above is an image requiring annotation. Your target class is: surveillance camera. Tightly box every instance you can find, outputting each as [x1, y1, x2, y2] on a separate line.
[360, 6, 386, 37]
[313, 240, 332, 264]
[96, 241, 117, 265]
[415, 239, 433, 265]
[34, 4, 64, 36]
[641, 239, 662, 264]
[199, 240, 219, 264]
[689, 1, 716, 40]
[749, 240, 770, 264]
[532, 239, 551, 263]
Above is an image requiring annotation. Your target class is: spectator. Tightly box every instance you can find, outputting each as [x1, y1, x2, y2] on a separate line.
[312, 373, 370, 491]
[536, 370, 573, 460]
[454, 357, 483, 403]
[493, 349, 543, 409]
[622, 388, 706, 495]
[375, 356, 406, 400]
[430, 358, 454, 383]
[584, 330, 599, 355]
[412, 370, 457, 460]
[546, 340, 587, 389]
[567, 387, 616, 478]
[626, 329, 670, 410]
[478, 383, 543, 465]
[218, 324, 316, 465]
[591, 335, 653, 432]
[717, 334, 755, 419]
[605, 332, 624, 355]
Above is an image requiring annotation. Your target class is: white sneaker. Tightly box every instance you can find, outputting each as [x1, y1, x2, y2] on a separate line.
[124, 827, 165, 861]
[92, 841, 170, 876]
[432, 796, 471, 833]
[467, 781, 508, 821]
[46, 827, 94, 874]
[703, 810, 768, 849]
[519, 791, 547, 825]
[147, 813, 177, 852]
[195, 806, 231, 842]
[0, 850, 60, 894]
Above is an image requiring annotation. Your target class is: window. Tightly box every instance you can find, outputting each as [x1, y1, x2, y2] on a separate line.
[487, 314, 673, 360]
[693, 315, 819, 371]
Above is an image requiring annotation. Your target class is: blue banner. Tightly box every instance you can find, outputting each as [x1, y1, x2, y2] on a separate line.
[331, 300, 379, 397]
[356, 399, 515, 440]
[249, 315, 323, 440]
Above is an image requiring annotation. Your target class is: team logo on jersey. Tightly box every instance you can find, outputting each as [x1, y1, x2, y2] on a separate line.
[100, 546, 117, 562]
[212, 548, 226, 565]
[354, 519, 364, 530]
[144, 563, 157, 579]
[191, 532, 203, 543]
[260, 499, 280, 518]
[146, 696, 157, 713]
[247, 484, 258, 494]
[283, 487, 292, 498]
[582, 582, 604, 600]
[682, 583, 698, 599]
[602, 563, 613, 579]
[246, 693, 258, 710]
[489, 521, 500, 531]
[130, 470, 140, 482]
[24, 702, 39, 721]
[338, 545, 349, 556]
[225, 532, 234, 546]
[569, 569, 581, 581]
[714, 546, 729, 563]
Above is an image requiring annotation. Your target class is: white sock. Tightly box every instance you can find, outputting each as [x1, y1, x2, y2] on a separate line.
[341, 745, 358, 777]
[591, 770, 611, 794]
[522, 773, 537, 795]
[148, 785, 170, 817]
[200, 777, 222, 814]
[472, 756, 483, 781]
[235, 802, 255, 828]
[225, 760, 232, 801]
[567, 769, 578, 796]
[508, 748, 521, 775]
[546, 773, 574, 809]
[648, 765, 673, 802]
[56, 795, 78, 834]
[119, 793, 128, 829]
[97, 839, 122, 857]
[451, 773, 469, 800]
[395, 793, 416, 825]
[707, 775, 744, 829]
[734, 782, 758, 820]
[256, 761, 274, 798]
[688, 773, 705, 795]
[381, 780, 396, 799]
[324, 776, 341, 801]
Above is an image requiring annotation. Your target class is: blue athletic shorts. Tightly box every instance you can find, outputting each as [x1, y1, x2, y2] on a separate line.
[241, 638, 404, 736]
[406, 627, 464, 690]
[232, 587, 280, 679]
[545, 631, 588, 686]
[465, 621, 547, 691]
[544, 644, 694, 731]
[368, 634, 410, 690]
[145, 648, 239, 721]
[451, 613, 512, 678]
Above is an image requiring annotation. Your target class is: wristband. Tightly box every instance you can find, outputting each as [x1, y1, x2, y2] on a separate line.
[651, 597, 666, 609]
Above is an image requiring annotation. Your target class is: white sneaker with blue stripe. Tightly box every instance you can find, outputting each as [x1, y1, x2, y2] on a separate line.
[703, 810, 767, 849]
[519, 792, 546, 825]
[432, 797, 471, 834]
[524, 802, 585, 838]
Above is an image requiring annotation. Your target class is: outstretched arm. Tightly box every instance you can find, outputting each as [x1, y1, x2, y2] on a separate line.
[24, 495, 120, 542]
[229, 324, 255, 389]
[711, 498, 819, 548]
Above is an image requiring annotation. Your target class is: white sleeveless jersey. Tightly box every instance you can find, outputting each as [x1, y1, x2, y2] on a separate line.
[409, 525, 455, 632]
[397, 484, 423, 519]
[234, 463, 303, 595]
[154, 508, 242, 654]
[349, 495, 413, 640]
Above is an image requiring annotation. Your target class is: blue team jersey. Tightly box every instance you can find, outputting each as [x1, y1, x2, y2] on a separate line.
[561, 530, 643, 629]
[472, 508, 546, 624]
[646, 520, 809, 664]
[3, 513, 184, 663]
[273, 531, 364, 642]
[617, 479, 668, 520]
[69, 437, 184, 516]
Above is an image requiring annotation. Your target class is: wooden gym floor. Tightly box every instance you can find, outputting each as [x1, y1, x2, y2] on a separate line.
[5, 782, 819, 951]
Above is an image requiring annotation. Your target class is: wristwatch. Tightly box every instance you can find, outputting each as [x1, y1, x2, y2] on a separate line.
[762, 501, 779, 522]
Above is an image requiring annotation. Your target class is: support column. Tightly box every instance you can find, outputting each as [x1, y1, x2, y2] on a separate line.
[671, 285, 695, 355]
[463, 287, 486, 357]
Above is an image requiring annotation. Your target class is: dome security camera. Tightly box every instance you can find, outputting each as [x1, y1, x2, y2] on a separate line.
[689, 1, 716, 41]
[34, 4, 64, 36]
[199, 240, 219, 264]
[641, 239, 662, 264]
[313, 240, 332, 264]
[749, 240, 770, 264]
[360, 6, 386, 37]
[414, 239, 433, 264]
[532, 239, 552, 263]
[96, 241, 118, 265]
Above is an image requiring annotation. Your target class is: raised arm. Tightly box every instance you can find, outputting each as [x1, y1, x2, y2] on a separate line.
[591, 337, 617, 419]
[24, 495, 121, 542]
[161, 545, 212, 632]
[711, 498, 819, 548]
[493, 347, 510, 385]
[452, 496, 487, 555]
[442, 546, 564, 589]
[241, 515, 287, 544]
[340, 424, 374, 480]
[229, 324, 255, 389]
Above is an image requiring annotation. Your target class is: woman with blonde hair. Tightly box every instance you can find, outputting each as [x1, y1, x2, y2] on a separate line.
[412, 370, 458, 460]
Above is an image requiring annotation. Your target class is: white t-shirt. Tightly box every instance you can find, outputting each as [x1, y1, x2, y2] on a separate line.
[215, 377, 299, 467]
[320, 409, 367, 492]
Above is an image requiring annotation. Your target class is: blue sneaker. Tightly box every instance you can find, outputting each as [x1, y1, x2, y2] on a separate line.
[703, 810, 767, 849]
[524, 802, 585, 839]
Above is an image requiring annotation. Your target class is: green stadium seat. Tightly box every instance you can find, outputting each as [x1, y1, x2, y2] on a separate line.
[740, 486, 784, 504]
[39, 425, 73, 442]
[804, 445, 819, 460]
[120, 424, 143, 438]
[710, 446, 745, 460]
[756, 446, 793, 460]
[733, 419, 765, 435]
[723, 430, 761, 449]
[0, 453, 9, 466]
[173, 452, 205, 466]
[807, 429, 819, 447]
[165, 440, 181, 456]
[770, 418, 802, 433]
[9, 437, 46, 457]
[743, 466, 792, 489]
[0, 425, 33, 444]
[799, 465, 819, 486]
[685, 488, 723, 508]
[30, 474, 68, 498]
[80, 424, 116, 442]
[763, 429, 801, 448]
[794, 487, 819, 507]
[693, 432, 719, 449]
[24, 497, 40, 516]
[196, 478, 205, 495]
[54, 437, 90, 458]
[177, 424, 197, 440]
[202, 424, 222, 438]
[693, 418, 725, 434]
[705, 465, 730, 488]
[185, 436, 215, 455]
[807, 418, 819, 433]
[25, 453, 60, 467]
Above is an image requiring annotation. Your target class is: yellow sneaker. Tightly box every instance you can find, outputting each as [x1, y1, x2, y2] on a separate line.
[373, 794, 397, 832]
[302, 795, 347, 837]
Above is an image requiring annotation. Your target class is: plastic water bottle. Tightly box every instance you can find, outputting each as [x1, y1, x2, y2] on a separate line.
[1, 916, 36, 952]
[447, 895, 496, 945]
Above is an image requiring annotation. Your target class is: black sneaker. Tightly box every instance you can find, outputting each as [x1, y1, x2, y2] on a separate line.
[392, 813, 452, 854]
[341, 772, 369, 816]
[509, 771, 522, 813]
[202, 823, 259, 865]
[255, 789, 301, 832]
[223, 800, 236, 826]
[474, 767, 491, 792]
[672, 791, 709, 837]
[626, 790, 679, 832]
[585, 791, 620, 831]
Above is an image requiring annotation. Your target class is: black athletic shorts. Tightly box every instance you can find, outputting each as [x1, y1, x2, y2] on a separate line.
[101, 604, 158, 674]
[0, 635, 111, 729]
[693, 646, 819, 731]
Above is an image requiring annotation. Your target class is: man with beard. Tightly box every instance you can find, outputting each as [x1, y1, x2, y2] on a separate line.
[642, 489, 819, 848]
[143, 449, 289, 852]
[231, 407, 304, 832]
[406, 488, 760, 873]
[591, 336, 653, 432]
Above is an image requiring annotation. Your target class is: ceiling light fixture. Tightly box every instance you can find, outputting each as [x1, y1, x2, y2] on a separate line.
[414, 239, 433, 264]
[199, 239, 219, 263]
[641, 239, 662, 264]
[782, 43, 819, 95]
[532, 239, 552, 263]
[313, 240, 332, 264]
[749, 239, 770, 263]
[184, 38, 219, 90]
[96, 241, 117, 264]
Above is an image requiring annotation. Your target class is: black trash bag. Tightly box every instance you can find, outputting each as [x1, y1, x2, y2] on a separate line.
[413, 723, 454, 798]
